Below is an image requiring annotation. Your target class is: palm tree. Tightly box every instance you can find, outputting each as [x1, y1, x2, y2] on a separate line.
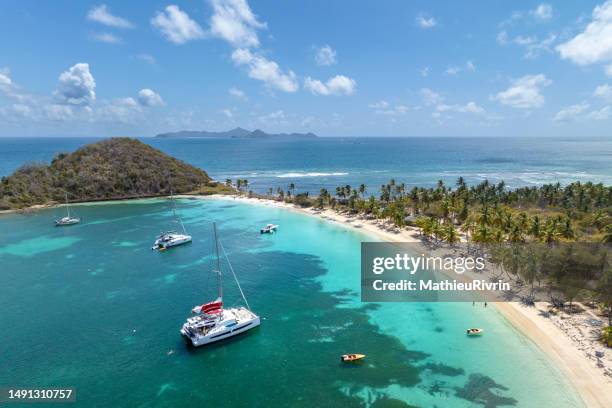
[225, 178, 232, 187]
[359, 184, 367, 198]
[443, 222, 460, 245]
[288, 183, 296, 197]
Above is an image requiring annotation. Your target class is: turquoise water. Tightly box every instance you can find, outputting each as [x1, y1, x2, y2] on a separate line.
[1, 137, 611, 193]
[0, 198, 584, 407]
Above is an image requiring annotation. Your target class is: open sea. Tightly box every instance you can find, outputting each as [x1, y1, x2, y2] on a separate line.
[0, 198, 585, 407]
[0, 136, 611, 193]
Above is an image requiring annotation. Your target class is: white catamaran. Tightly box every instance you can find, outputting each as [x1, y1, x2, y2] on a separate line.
[54, 192, 80, 226]
[152, 193, 192, 251]
[180, 223, 260, 347]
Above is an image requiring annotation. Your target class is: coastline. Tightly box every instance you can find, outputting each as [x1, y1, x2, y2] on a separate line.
[2, 193, 611, 405]
[185, 194, 612, 407]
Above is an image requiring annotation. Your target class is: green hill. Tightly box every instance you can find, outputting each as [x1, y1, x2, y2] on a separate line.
[0, 138, 223, 209]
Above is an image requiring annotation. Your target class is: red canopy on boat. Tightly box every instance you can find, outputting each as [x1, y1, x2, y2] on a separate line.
[192, 298, 223, 314]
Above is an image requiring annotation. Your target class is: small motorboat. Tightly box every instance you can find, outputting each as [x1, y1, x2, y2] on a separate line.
[341, 354, 366, 362]
[466, 328, 483, 336]
[260, 224, 279, 234]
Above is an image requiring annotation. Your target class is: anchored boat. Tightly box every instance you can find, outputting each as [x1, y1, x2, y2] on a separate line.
[152, 192, 192, 250]
[260, 224, 279, 234]
[341, 354, 366, 362]
[466, 328, 483, 336]
[180, 223, 260, 347]
[55, 192, 80, 226]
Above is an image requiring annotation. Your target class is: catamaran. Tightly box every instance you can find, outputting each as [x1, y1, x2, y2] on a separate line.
[152, 193, 192, 251]
[54, 192, 80, 226]
[180, 223, 260, 347]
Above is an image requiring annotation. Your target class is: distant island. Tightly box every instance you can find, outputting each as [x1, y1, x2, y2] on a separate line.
[155, 127, 317, 139]
[0, 138, 230, 210]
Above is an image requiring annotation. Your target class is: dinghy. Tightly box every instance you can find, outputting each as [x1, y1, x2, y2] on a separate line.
[466, 328, 483, 336]
[341, 354, 366, 362]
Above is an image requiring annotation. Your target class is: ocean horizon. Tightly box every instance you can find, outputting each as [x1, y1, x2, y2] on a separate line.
[2, 136, 611, 194]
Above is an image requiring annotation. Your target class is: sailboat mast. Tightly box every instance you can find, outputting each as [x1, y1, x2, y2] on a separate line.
[213, 222, 222, 300]
[171, 190, 187, 234]
[65, 192, 70, 217]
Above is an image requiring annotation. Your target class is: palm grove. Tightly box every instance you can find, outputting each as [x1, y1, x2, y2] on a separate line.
[235, 177, 612, 346]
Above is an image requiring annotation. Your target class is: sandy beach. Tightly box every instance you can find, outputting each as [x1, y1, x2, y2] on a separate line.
[188, 193, 612, 407]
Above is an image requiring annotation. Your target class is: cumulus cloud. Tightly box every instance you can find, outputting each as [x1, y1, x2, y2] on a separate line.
[304, 75, 356, 96]
[587, 106, 611, 120]
[420, 88, 443, 105]
[229, 86, 247, 100]
[231, 48, 298, 92]
[315, 45, 337, 66]
[498, 31, 557, 59]
[137, 89, 164, 106]
[416, 13, 437, 29]
[553, 103, 590, 122]
[93, 32, 122, 44]
[87, 4, 134, 29]
[209, 0, 266, 48]
[152, 5, 205, 44]
[531, 4, 553, 21]
[594, 83, 612, 101]
[493, 74, 551, 109]
[55, 63, 96, 106]
[436, 102, 484, 114]
[556, 1, 612, 65]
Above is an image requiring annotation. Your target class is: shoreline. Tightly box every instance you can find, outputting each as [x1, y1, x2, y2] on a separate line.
[2, 193, 611, 405]
[186, 194, 612, 407]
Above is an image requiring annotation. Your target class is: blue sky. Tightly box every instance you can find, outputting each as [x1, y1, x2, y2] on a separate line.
[1, 0, 612, 137]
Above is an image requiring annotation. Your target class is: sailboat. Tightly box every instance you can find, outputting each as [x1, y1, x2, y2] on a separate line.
[54, 192, 80, 226]
[180, 223, 260, 347]
[151, 192, 192, 251]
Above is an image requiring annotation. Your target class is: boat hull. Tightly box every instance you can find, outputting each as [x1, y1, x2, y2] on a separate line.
[181, 313, 260, 347]
[152, 235, 192, 250]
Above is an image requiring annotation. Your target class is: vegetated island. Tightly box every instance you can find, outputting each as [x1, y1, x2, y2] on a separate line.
[155, 127, 317, 139]
[0, 138, 232, 210]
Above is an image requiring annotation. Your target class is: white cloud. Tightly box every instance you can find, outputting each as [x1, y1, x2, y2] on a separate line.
[498, 31, 557, 59]
[97, 97, 141, 123]
[446, 66, 461, 75]
[420, 88, 443, 105]
[556, 1, 612, 65]
[420, 67, 430, 77]
[222, 108, 233, 118]
[44, 104, 76, 121]
[374, 105, 411, 116]
[87, 5, 134, 29]
[258, 109, 287, 126]
[493, 74, 551, 109]
[587, 105, 611, 120]
[531, 4, 553, 21]
[606, 63, 612, 76]
[445, 61, 476, 75]
[55, 63, 96, 106]
[594, 83, 612, 101]
[416, 13, 436, 29]
[315, 45, 337, 66]
[229, 86, 247, 100]
[231, 48, 298, 92]
[151, 5, 205, 44]
[553, 102, 590, 122]
[436, 102, 484, 114]
[497, 31, 509, 45]
[304, 75, 356, 96]
[137, 89, 164, 106]
[209, 0, 266, 48]
[93, 32, 122, 44]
